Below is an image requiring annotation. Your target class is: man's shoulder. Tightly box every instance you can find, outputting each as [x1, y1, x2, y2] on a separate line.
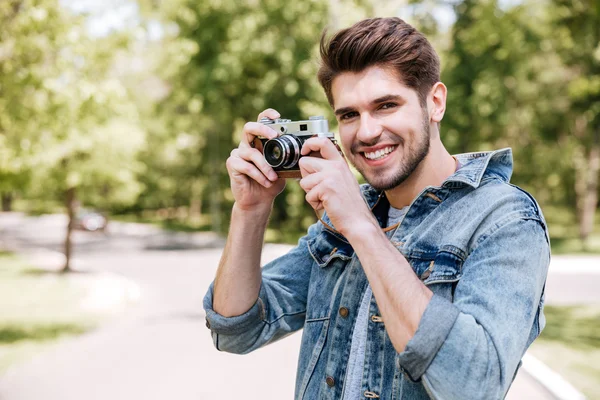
[458, 180, 550, 247]
[472, 179, 544, 220]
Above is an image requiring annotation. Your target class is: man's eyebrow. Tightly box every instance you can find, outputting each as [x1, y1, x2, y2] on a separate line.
[334, 106, 355, 117]
[372, 94, 406, 104]
[334, 94, 406, 116]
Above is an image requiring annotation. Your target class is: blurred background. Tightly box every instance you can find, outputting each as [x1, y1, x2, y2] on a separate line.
[0, 0, 598, 399]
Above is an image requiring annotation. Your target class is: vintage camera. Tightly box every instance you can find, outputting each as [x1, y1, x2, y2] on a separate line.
[252, 116, 338, 179]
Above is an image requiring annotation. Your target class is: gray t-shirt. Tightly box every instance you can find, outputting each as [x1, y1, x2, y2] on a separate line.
[342, 205, 408, 399]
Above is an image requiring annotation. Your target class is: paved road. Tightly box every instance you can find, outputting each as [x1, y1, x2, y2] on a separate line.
[0, 213, 595, 399]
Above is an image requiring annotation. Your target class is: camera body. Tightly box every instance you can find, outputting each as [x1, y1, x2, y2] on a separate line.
[252, 116, 338, 179]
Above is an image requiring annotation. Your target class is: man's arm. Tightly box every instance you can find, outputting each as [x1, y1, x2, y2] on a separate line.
[204, 219, 319, 354]
[213, 203, 271, 317]
[297, 137, 549, 398]
[298, 136, 433, 351]
[211, 107, 284, 316]
[347, 216, 549, 400]
[213, 205, 271, 317]
[204, 105, 319, 353]
[344, 219, 432, 352]
[205, 107, 312, 354]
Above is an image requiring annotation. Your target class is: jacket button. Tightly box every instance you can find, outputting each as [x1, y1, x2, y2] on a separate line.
[205, 319, 211, 329]
[371, 315, 383, 323]
[326, 376, 335, 387]
[339, 307, 349, 318]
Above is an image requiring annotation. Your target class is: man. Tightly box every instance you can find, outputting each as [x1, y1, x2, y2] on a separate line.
[203, 17, 550, 400]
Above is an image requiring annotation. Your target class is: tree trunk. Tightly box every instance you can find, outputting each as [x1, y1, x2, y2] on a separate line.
[62, 187, 76, 273]
[574, 124, 600, 248]
[189, 179, 202, 223]
[1, 193, 13, 212]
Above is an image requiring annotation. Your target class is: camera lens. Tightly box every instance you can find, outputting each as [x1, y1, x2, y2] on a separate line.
[264, 140, 285, 167]
[263, 135, 301, 169]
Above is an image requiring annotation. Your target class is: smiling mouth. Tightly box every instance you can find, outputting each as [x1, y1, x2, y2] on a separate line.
[362, 145, 397, 161]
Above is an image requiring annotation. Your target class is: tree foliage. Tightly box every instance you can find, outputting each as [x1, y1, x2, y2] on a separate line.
[0, 0, 146, 269]
[135, 0, 332, 233]
[441, 0, 600, 244]
[2, 0, 599, 249]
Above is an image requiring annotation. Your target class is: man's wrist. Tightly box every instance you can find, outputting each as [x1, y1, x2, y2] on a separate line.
[342, 215, 381, 243]
[232, 202, 272, 223]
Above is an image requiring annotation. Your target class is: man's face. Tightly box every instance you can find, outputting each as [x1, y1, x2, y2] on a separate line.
[331, 66, 431, 192]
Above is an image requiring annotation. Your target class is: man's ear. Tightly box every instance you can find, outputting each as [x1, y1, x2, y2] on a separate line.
[428, 82, 447, 124]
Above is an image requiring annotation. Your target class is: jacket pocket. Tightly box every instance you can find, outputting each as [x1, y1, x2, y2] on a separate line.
[403, 246, 465, 301]
[296, 318, 329, 400]
[308, 230, 354, 268]
[305, 231, 353, 320]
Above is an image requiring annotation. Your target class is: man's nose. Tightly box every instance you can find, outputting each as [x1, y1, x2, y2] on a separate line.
[356, 113, 382, 144]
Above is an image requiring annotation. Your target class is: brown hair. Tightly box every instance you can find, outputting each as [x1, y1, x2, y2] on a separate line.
[318, 17, 440, 107]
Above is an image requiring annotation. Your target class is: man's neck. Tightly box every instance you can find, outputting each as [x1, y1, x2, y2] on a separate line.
[384, 144, 456, 209]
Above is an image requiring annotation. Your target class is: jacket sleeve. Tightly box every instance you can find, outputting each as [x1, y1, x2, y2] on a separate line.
[203, 221, 321, 354]
[397, 216, 550, 400]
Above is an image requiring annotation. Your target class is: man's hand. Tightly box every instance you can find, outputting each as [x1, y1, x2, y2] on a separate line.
[298, 137, 376, 236]
[226, 109, 286, 214]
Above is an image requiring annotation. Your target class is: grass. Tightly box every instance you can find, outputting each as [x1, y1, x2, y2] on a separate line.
[12, 199, 63, 216]
[528, 305, 600, 399]
[0, 323, 90, 344]
[111, 213, 213, 233]
[543, 205, 600, 254]
[0, 252, 115, 374]
[549, 235, 600, 254]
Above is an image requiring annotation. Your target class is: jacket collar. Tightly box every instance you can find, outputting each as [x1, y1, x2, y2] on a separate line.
[360, 148, 514, 209]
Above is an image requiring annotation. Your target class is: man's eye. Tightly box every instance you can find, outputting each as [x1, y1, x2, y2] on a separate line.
[340, 112, 358, 120]
[380, 102, 397, 110]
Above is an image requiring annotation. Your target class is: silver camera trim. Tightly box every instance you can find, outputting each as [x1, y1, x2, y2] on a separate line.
[259, 116, 333, 139]
[259, 116, 336, 170]
[264, 135, 302, 169]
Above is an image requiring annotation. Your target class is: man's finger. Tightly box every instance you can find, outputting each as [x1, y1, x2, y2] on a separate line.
[299, 171, 323, 193]
[238, 147, 279, 182]
[298, 155, 327, 176]
[257, 108, 281, 122]
[300, 137, 343, 161]
[226, 157, 273, 188]
[305, 183, 325, 211]
[241, 121, 279, 148]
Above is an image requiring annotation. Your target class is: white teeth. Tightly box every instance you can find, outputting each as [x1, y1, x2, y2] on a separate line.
[364, 146, 395, 160]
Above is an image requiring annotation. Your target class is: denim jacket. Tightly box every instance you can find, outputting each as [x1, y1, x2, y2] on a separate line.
[204, 148, 551, 400]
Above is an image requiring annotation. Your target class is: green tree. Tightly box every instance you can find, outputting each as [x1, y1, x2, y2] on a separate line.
[1, 1, 146, 271]
[136, 0, 332, 236]
[441, 0, 600, 247]
[0, 0, 72, 210]
[549, 0, 600, 245]
[441, 0, 545, 154]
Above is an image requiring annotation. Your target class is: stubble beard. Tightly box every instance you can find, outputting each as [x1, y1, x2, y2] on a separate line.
[350, 113, 431, 192]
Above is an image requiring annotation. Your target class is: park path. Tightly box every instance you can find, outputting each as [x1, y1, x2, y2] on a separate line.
[0, 246, 304, 400]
